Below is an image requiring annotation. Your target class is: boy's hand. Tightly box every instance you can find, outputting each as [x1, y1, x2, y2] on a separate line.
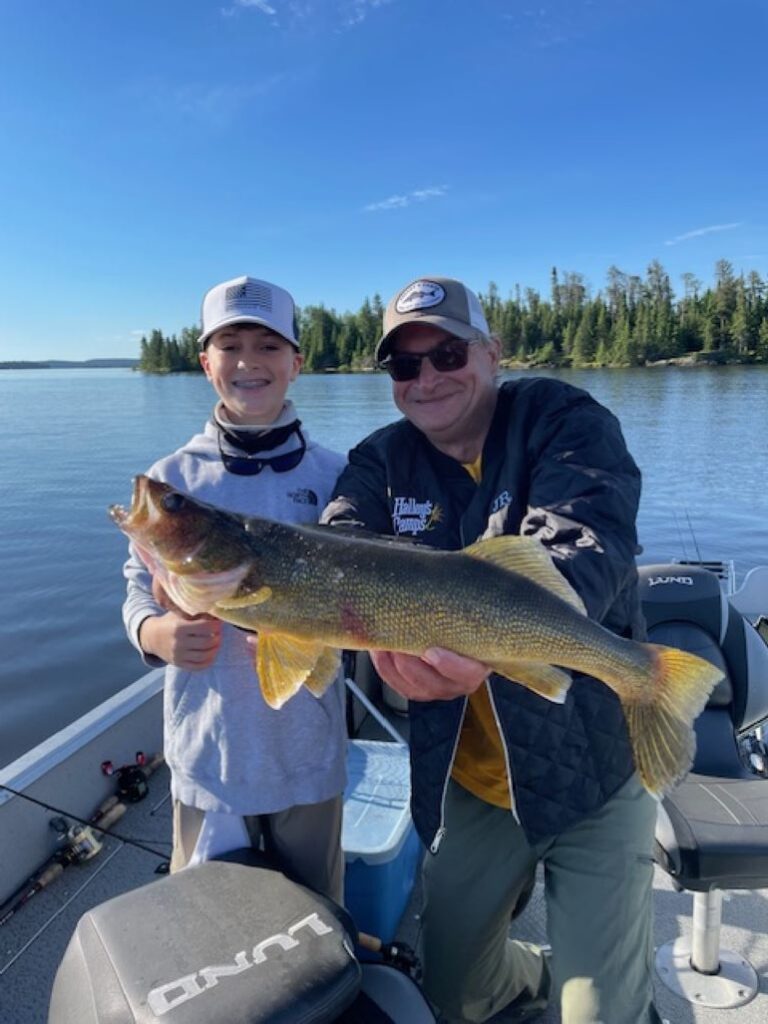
[370, 648, 488, 702]
[139, 581, 222, 670]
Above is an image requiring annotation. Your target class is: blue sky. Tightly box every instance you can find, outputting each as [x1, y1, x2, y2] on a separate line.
[1, 0, 765, 361]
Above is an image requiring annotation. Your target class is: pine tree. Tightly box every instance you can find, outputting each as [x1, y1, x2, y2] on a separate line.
[571, 306, 596, 367]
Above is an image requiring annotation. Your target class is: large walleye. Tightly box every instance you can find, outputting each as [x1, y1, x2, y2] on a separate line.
[111, 475, 723, 797]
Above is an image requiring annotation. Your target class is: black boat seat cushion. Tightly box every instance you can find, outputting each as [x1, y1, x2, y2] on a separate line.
[48, 858, 361, 1024]
[655, 772, 768, 890]
[639, 564, 768, 894]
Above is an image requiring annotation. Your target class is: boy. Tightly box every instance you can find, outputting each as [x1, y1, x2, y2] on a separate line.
[121, 275, 348, 902]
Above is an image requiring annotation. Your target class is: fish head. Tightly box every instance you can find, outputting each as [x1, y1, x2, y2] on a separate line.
[109, 475, 249, 575]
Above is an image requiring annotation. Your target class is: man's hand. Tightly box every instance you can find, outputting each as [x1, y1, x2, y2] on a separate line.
[370, 648, 488, 702]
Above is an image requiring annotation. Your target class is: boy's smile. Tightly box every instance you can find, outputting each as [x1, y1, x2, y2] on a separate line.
[200, 324, 303, 425]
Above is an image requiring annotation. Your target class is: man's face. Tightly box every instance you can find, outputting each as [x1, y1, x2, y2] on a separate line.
[389, 323, 500, 448]
[199, 324, 302, 425]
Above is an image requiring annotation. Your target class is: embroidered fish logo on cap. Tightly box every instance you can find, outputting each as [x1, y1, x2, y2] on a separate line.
[395, 280, 446, 313]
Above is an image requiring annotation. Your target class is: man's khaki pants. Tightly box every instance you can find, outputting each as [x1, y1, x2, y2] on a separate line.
[421, 777, 662, 1024]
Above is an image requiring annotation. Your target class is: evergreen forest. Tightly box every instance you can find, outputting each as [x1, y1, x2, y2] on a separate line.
[138, 259, 768, 373]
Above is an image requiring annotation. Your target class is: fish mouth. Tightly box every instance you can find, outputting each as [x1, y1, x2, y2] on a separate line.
[109, 476, 147, 530]
[109, 503, 128, 526]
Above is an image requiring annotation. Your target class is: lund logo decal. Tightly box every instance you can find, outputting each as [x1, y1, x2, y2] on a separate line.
[392, 496, 443, 535]
[648, 576, 694, 587]
[147, 912, 335, 1016]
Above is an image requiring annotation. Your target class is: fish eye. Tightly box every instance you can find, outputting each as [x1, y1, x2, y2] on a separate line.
[161, 492, 187, 513]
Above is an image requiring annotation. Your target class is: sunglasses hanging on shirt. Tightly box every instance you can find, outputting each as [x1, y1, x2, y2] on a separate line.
[217, 425, 307, 476]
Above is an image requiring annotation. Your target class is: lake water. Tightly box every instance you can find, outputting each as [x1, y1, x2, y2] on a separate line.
[1, 366, 767, 769]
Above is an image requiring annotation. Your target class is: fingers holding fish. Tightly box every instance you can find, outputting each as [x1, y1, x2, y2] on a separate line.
[139, 611, 223, 670]
[370, 648, 488, 702]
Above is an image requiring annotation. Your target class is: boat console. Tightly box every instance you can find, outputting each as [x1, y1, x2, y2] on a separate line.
[638, 563, 768, 1009]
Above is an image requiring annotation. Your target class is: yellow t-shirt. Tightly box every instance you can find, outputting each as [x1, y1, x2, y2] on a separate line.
[450, 455, 512, 809]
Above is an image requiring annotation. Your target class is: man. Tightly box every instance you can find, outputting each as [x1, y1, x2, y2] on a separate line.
[321, 277, 661, 1023]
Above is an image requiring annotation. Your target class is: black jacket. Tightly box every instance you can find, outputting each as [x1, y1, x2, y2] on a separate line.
[323, 377, 644, 846]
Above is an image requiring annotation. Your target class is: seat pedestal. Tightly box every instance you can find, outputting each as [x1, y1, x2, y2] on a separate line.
[655, 891, 758, 1008]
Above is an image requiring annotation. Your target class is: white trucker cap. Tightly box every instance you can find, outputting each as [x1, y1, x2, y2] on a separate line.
[199, 276, 299, 348]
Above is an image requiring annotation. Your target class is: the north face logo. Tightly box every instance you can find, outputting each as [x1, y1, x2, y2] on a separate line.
[288, 488, 318, 506]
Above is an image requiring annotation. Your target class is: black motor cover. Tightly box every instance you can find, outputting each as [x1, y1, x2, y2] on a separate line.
[48, 858, 361, 1024]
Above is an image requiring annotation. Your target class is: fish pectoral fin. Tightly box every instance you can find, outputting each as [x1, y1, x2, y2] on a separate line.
[302, 646, 342, 699]
[256, 632, 328, 710]
[217, 586, 272, 610]
[164, 565, 251, 616]
[462, 536, 586, 614]
[489, 659, 572, 704]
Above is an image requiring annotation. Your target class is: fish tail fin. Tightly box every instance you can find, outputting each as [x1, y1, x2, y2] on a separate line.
[623, 645, 723, 797]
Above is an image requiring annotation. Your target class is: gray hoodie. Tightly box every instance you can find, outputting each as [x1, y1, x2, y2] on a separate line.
[122, 415, 348, 814]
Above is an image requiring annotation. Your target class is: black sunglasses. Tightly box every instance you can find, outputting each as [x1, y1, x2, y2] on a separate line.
[379, 337, 476, 382]
[218, 428, 307, 476]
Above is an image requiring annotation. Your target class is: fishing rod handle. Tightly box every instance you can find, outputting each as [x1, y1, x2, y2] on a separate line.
[91, 794, 120, 821]
[36, 861, 65, 888]
[144, 752, 165, 776]
[94, 802, 128, 831]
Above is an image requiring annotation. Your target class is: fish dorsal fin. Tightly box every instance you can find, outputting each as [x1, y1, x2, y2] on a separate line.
[462, 535, 586, 615]
[255, 632, 330, 710]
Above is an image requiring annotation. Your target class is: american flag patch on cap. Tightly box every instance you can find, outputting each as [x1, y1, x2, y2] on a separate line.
[226, 279, 273, 313]
[199, 274, 299, 348]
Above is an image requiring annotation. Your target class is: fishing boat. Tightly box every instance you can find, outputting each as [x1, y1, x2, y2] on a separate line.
[1, 559, 767, 1023]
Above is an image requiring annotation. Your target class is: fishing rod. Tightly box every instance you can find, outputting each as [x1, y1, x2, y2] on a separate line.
[672, 510, 690, 562]
[684, 508, 704, 565]
[0, 800, 130, 928]
[0, 751, 168, 862]
[356, 931, 420, 975]
[0, 752, 169, 927]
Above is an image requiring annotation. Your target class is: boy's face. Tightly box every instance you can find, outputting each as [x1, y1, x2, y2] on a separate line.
[200, 324, 303, 425]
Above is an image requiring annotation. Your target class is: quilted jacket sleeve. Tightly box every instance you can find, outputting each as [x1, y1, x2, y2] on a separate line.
[519, 382, 642, 626]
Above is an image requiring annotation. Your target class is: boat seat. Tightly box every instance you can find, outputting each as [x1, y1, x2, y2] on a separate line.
[48, 849, 436, 1024]
[638, 564, 768, 1009]
[48, 854, 362, 1024]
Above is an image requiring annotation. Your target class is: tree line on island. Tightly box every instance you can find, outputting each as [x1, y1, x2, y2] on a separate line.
[138, 259, 768, 373]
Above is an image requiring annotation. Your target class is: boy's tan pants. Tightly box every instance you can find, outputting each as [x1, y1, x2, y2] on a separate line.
[171, 795, 344, 905]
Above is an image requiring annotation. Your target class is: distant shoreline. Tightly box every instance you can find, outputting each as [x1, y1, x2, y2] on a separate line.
[3, 354, 766, 373]
[0, 359, 139, 370]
